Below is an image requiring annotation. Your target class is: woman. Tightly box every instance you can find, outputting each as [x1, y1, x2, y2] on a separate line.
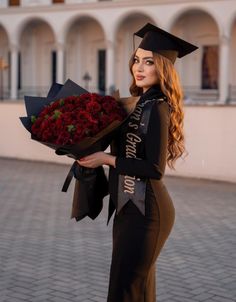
[78, 23, 198, 302]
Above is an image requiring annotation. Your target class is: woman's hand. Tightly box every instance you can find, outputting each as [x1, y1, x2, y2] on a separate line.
[77, 152, 116, 168]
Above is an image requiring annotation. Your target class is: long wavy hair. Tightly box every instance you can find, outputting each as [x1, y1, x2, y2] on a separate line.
[129, 51, 188, 170]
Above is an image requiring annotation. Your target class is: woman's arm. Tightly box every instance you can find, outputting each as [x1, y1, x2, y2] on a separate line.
[114, 100, 170, 179]
[77, 152, 116, 168]
[78, 100, 170, 180]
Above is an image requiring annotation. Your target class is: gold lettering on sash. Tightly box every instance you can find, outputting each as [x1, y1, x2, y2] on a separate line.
[128, 122, 138, 130]
[124, 175, 135, 193]
[127, 133, 142, 143]
[126, 145, 136, 157]
[123, 99, 155, 195]
[130, 105, 142, 121]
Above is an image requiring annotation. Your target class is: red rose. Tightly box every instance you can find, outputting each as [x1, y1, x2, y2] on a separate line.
[86, 101, 101, 114]
[31, 93, 127, 145]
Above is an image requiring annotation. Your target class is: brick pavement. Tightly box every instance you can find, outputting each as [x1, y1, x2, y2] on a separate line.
[0, 158, 235, 302]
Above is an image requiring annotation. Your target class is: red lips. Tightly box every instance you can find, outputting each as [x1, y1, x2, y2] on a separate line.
[136, 75, 145, 81]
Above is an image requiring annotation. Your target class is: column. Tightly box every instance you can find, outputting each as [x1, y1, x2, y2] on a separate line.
[56, 42, 65, 84]
[10, 44, 18, 100]
[219, 34, 230, 103]
[106, 37, 115, 94]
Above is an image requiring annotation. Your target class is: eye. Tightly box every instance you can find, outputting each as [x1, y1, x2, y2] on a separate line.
[146, 60, 154, 65]
[133, 58, 139, 64]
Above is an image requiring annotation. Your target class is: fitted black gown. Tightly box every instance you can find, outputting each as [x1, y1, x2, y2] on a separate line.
[107, 86, 175, 302]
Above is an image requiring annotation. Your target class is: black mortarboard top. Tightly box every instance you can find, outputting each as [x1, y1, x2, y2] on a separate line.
[134, 23, 198, 63]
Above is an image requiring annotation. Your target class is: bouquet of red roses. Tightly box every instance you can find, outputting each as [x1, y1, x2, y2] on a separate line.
[31, 93, 126, 147]
[20, 79, 127, 160]
[20, 79, 129, 222]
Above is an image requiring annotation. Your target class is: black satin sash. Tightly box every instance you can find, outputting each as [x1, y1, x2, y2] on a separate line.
[117, 97, 166, 215]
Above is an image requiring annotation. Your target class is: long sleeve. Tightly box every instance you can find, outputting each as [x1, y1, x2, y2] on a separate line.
[115, 100, 170, 180]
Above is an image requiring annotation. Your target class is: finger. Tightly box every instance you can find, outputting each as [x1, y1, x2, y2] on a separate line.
[81, 153, 98, 161]
[77, 159, 89, 165]
[78, 159, 93, 165]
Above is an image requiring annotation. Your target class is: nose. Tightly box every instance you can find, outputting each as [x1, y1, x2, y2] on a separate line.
[136, 61, 144, 72]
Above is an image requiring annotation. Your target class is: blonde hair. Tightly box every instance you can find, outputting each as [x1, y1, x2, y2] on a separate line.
[129, 51, 188, 170]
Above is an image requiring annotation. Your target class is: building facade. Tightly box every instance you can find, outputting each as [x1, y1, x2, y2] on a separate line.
[0, 0, 236, 183]
[0, 0, 236, 103]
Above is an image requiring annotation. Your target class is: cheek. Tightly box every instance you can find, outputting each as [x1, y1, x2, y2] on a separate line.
[131, 64, 136, 74]
[147, 69, 158, 82]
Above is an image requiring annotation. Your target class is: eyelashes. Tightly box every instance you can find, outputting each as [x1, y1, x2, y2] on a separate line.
[133, 58, 154, 65]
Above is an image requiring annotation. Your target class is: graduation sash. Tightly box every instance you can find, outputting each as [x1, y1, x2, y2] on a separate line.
[117, 96, 166, 215]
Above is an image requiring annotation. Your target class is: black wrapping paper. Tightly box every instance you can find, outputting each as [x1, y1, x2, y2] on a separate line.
[19, 79, 120, 221]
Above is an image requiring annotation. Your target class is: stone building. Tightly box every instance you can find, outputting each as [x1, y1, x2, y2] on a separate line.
[0, 0, 236, 182]
[0, 0, 236, 102]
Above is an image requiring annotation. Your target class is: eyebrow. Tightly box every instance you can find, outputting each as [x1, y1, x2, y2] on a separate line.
[134, 55, 154, 60]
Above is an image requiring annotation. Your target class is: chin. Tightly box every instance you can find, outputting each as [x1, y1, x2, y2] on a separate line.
[135, 83, 145, 88]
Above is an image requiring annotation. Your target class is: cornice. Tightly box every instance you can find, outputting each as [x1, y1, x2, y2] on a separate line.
[0, 0, 231, 15]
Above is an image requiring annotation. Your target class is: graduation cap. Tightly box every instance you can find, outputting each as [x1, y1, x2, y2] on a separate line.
[134, 22, 198, 63]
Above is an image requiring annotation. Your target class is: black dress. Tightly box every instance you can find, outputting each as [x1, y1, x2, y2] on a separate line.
[107, 86, 175, 302]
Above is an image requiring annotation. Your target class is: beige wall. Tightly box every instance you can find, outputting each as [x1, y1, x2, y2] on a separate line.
[0, 102, 72, 165]
[166, 105, 236, 183]
[1, 0, 236, 100]
[0, 102, 235, 183]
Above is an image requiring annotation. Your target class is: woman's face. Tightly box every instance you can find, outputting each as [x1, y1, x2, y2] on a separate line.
[132, 48, 158, 93]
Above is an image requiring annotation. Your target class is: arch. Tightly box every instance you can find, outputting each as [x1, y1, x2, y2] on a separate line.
[228, 11, 236, 36]
[114, 10, 158, 38]
[62, 13, 105, 43]
[168, 6, 220, 35]
[17, 17, 57, 98]
[0, 23, 10, 45]
[0, 23, 10, 57]
[229, 12, 236, 100]
[64, 15, 106, 93]
[0, 23, 10, 100]
[169, 7, 220, 101]
[16, 16, 56, 44]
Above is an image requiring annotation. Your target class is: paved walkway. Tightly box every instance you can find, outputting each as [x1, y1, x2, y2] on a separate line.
[0, 158, 235, 302]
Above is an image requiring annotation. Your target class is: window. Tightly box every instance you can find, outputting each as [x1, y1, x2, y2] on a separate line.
[9, 0, 20, 6]
[52, 0, 64, 3]
[8, 52, 10, 91]
[98, 50, 106, 94]
[51, 51, 57, 84]
[201, 45, 219, 89]
[18, 52, 21, 90]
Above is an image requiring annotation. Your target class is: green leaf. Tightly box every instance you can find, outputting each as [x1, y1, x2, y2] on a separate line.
[52, 110, 62, 120]
[31, 115, 37, 123]
[67, 125, 75, 132]
[59, 99, 64, 106]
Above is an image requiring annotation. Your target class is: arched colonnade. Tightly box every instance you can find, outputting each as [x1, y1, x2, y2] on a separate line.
[0, 5, 236, 102]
